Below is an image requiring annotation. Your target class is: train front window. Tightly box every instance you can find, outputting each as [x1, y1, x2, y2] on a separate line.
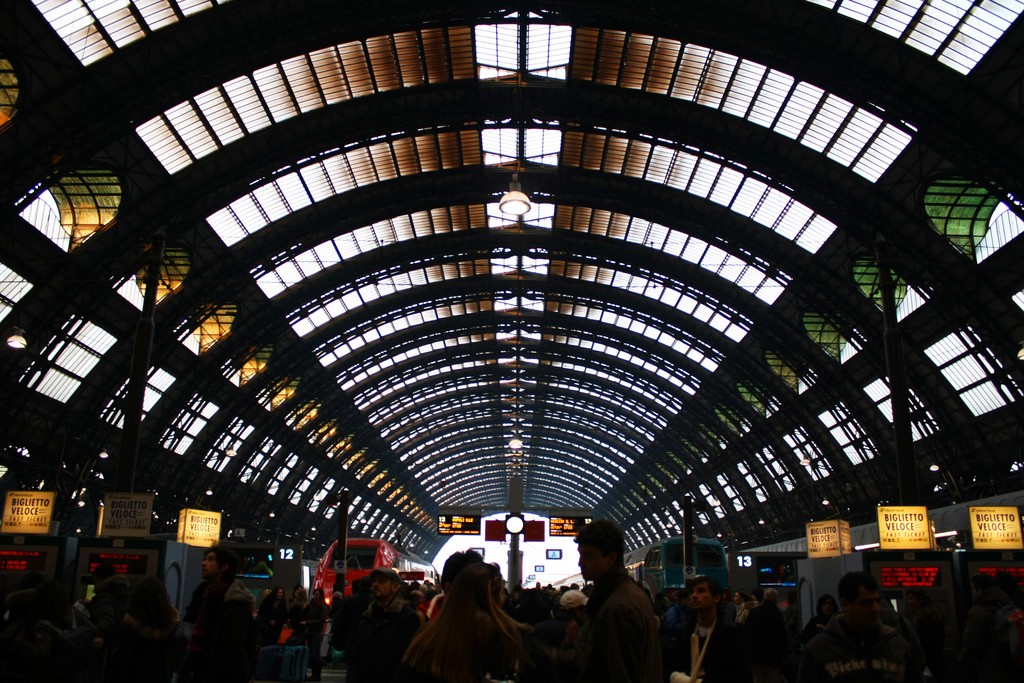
[696, 544, 725, 567]
[664, 542, 685, 566]
[346, 547, 378, 569]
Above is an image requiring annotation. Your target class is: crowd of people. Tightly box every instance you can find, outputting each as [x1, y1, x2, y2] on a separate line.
[2, 522, 1023, 683]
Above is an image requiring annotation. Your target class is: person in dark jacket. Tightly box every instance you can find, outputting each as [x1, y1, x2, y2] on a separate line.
[330, 576, 374, 653]
[797, 571, 923, 683]
[575, 519, 662, 683]
[88, 561, 130, 656]
[107, 577, 184, 683]
[187, 545, 257, 683]
[669, 575, 752, 683]
[745, 588, 789, 682]
[960, 573, 1019, 683]
[346, 567, 422, 683]
[904, 588, 945, 682]
[256, 586, 289, 646]
[301, 588, 330, 682]
[799, 594, 837, 644]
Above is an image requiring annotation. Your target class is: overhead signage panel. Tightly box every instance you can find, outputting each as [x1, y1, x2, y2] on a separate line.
[2, 491, 56, 535]
[969, 506, 1023, 550]
[877, 506, 932, 550]
[806, 519, 852, 558]
[437, 514, 481, 536]
[549, 516, 592, 537]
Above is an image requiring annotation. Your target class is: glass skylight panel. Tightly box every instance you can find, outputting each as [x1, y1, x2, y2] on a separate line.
[976, 204, 1024, 262]
[28, 316, 116, 402]
[527, 24, 572, 78]
[209, 132, 479, 246]
[567, 210, 790, 304]
[140, 29, 473, 173]
[475, 23, 519, 78]
[19, 190, 69, 250]
[805, 0, 1022, 74]
[574, 34, 912, 182]
[923, 329, 1012, 416]
[817, 402, 877, 466]
[290, 262, 480, 338]
[33, 0, 228, 66]
[0, 263, 32, 323]
[1014, 288, 1024, 313]
[481, 128, 562, 166]
[563, 132, 838, 253]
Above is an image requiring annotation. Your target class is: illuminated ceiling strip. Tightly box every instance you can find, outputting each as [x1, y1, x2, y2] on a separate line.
[137, 22, 921, 179]
[33, 0, 233, 66]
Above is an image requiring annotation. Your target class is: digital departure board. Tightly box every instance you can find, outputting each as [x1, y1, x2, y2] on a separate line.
[976, 565, 1024, 586]
[0, 548, 48, 572]
[549, 516, 592, 537]
[437, 514, 481, 535]
[879, 565, 942, 588]
[87, 551, 151, 576]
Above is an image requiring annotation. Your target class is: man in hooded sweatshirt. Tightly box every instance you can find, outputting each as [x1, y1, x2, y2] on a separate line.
[797, 571, 923, 683]
[187, 545, 256, 683]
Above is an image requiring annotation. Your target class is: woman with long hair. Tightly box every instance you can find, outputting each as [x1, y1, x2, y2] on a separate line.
[396, 562, 551, 683]
[256, 586, 288, 646]
[107, 577, 184, 683]
[798, 594, 837, 644]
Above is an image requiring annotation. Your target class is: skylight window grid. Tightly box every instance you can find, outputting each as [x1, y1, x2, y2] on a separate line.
[862, 378, 939, 441]
[162, 394, 220, 456]
[19, 190, 70, 250]
[574, 32, 913, 181]
[34, 0, 229, 66]
[0, 264, 32, 322]
[822, 0, 1023, 74]
[546, 376, 666, 440]
[817, 402, 877, 466]
[100, 367, 176, 428]
[209, 131, 481, 246]
[554, 339, 688, 410]
[475, 23, 519, 75]
[140, 29, 473, 173]
[923, 329, 1013, 416]
[205, 417, 254, 472]
[290, 260, 483, 338]
[552, 356, 679, 413]
[27, 316, 117, 402]
[527, 24, 572, 78]
[563, 131, 837, 253]
[362, 361, 491, 420]
[320, 302, 481, 370]
[563, 208, 790, 304]
[548, 300, 722, 371]
[553, 257, 751, 343]
[559, 327, 695, 393]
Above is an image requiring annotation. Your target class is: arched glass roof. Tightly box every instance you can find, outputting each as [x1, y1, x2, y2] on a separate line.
[2, 1, 1023, 558]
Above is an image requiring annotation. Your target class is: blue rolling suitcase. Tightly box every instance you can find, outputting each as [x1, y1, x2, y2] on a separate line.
[278, 644, 310, 682]
[256, 644, 283, 680]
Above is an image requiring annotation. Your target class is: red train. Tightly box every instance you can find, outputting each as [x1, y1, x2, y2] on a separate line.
[313, 537, 437, 600]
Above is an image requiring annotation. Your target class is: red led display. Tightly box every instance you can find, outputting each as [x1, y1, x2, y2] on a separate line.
[0, 549, 48, 572]
[879, 565, 942, 588]
[976, 566, 1024, 587]
[87, 552, 150, 575]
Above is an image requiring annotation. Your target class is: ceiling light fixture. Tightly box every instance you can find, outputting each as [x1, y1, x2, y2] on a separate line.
[509, 435, 523, 450]
[498, 173, 531, 216]
[6, 326, 27, 349]
[1018, 341, 1024, 361]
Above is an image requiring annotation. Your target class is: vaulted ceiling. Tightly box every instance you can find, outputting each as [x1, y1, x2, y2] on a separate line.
[2, 0, 1023, 561]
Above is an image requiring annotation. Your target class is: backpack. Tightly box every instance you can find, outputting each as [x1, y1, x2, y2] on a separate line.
[992, 603, 1024, 668]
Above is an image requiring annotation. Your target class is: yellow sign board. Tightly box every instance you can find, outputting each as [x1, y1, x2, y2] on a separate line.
[98, 493, 154, 538]
[969, 506, 1023, 550]
[2, 491, 56, 534]
[877, 505, 931, 550]
[176, 508, 222, 547]
[806, 519, 852, 558]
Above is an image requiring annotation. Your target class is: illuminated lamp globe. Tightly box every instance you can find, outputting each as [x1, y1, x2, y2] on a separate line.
[509, 436, 523, 450]
[499, 174, 531, 216]
[6, 327, 27, 349]
[505, 514, 525, 534]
